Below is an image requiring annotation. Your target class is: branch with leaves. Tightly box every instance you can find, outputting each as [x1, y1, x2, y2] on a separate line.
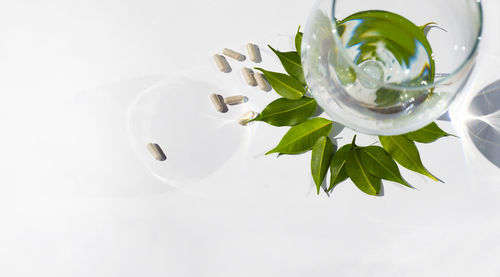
[251, 27, 454, 196]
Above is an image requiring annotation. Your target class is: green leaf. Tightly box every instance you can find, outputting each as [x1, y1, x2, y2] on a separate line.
[338, 10, 435, 83]
[404, 122, 454, 143]
[252, 97, 316, 126]
[345, 145, 381, 196]
[295, 26, 303, 57]
[360, 146, 412, 188]
[328, 49, 357, 85]
[336, 10, 436, 107]
[419, 22, 438, 30]
[254, 67, 306, 100]
[379, 135, 439, 181]
[268, 45, 306, 85]
[266, 118, 333, 155]
[311, 136, 335, 194]
[374, 87, 403, 107]
[375, 87, 431, 108]
[419, 22, 446, 37]
[328, 143, 351, 191]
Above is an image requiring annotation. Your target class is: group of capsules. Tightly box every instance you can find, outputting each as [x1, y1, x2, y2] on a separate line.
[213, 45, 269, 91]
[211, 44, 269, 125]
[147, 44, 267, 162]
[209, 93, 256, 125]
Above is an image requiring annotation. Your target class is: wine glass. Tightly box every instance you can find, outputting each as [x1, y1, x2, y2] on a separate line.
[302, 0, 483, 135]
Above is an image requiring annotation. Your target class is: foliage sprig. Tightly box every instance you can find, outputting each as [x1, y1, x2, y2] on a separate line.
[252, 27, 453, 196]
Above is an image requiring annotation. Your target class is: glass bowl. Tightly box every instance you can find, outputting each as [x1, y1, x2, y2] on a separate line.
[302, 0, 483, 135]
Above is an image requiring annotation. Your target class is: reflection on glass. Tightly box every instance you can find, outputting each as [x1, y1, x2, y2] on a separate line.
[302, 0, 482, 135]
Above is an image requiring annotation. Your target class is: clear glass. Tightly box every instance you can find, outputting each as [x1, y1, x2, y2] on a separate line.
[302, 0, 483, 135]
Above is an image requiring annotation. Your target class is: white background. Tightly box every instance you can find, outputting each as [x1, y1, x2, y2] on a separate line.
[1, 0, 500, 276]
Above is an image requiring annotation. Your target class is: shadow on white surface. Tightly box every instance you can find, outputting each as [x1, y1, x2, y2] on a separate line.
[62, 66, 256, 196]
[127, 73, 248, 188]
[63, 75, 176, 197]
[465, 80, 500, 168]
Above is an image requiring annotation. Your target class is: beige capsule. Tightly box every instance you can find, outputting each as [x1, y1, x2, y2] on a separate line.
[222, 48, 246, 61]
[209, 93, 226, 112]
[238, 111, 258, 126]
[241, 67, 257, 87]
[254, 72, 271, 91]
[147, 143, 166, 161]
[246, 43, 261, 62]
[224, 95, 246, 105]
[213, 54, 230, 72]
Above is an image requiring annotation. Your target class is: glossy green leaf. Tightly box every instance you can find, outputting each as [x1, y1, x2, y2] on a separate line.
[345, 146, 381, 196]
[268, 45, 306, 85]
[379, 135, 439, 181]
[404, 122, 454, 143]
[360, 146, 411, 188]
[254, 67, 306, 100]
[338, 10, 435, 79]
[419, 22, 445, 37]
[375, 87, 431, 108]
[328, 143, 351, 191]
[251, 97, 316, 126]
[337, 10, 436, 107]
[328, 49, 357, 85]
[311, 136, 335, 194]
[375, 88, 403, 107]
[419, 22, 437, 30]
[266, 118, 333, 155]
[295, 26, 303, 57]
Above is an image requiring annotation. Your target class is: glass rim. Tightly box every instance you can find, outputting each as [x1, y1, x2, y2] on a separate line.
[330, 0, 484, 91]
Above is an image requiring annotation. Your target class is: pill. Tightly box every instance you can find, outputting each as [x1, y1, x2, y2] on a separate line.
[254, 72, 271, 91]
[147, 143, 166, 161]
[242, 67, 257, 86]
[224, 95, 245, 105]
[246, 43, 261, 62]
[222, 48, 246, 61]
[238, 111, 258, 126]
[213, 54, 230, 72]
[210, 93, 226, 112]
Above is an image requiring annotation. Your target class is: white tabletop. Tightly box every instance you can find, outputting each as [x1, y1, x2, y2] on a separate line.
[1, 0, 500, 276]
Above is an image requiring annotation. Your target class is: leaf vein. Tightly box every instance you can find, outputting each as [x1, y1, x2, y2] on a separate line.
[278, 123, 331, 149]
[353, 149, 376, 194]
[388, 136, 421, 169]
[262, 99, 314, 119]
[266, 73, 303, 96]
[365, 151, 400, 181]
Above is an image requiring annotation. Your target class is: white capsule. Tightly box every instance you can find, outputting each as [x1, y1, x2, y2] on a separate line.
[246, 43, 261, 63]
[213, 54, 230, 72]
[210, 93, 226, 112]
[241, 67, 257, 87]
[224, 95, 245, 105]
[254, 72, 271, 91]
[147, 143, 166, 161]
[222, 48, 246, 61]
[238, 111, 258, 126]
